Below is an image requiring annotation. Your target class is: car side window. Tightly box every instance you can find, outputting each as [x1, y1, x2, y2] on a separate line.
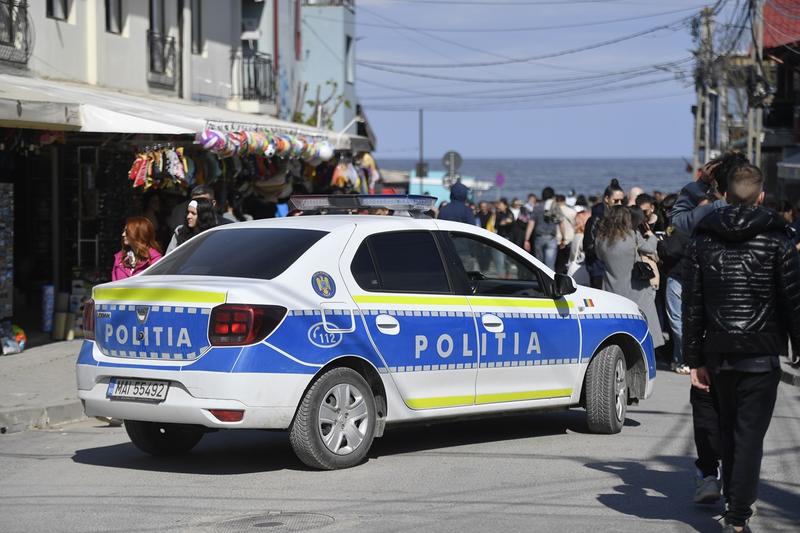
[351, 242, 380, 291]
[448, 232, 547, 298]
[353, 231, 451, 293]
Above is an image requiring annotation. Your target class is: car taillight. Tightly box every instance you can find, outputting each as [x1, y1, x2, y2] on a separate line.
[208, 304, 286, 346]
[83, 299, 95, 340]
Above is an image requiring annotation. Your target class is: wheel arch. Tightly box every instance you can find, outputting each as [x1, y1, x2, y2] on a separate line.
[581, 332, 647, 406]
[299, 355, 388, 425]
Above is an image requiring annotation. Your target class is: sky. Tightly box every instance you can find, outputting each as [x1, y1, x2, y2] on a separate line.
[347, 0, 735, 159]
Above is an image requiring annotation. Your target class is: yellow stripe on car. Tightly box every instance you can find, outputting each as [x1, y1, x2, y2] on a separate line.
[476, 388, 573, 404]
[353, 294, 573, 310]
[93, 287, 226, 304]
[404, 388, 573, 409]
[353, 294, 468, 306]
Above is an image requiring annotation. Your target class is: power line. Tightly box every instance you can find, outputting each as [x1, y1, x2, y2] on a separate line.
[358, 57, 691, 84]
[357, 5, 604, 74]
[358, 59, 692, 100]
[366, 90, 689, 113]
[306, 5, 702, 33]
[358, 6, 717, 69]
[361, 75, 684, 111]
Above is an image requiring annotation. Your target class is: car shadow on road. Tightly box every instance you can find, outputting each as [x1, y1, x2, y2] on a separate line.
[72, 409, 625, 473]
[585, 455, 800, 532]
[72, 429, 310, 474]
[369, 408, 635, 458]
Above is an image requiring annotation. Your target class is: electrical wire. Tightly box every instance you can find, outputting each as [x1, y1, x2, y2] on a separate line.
[358, 1, 725, 69]
[305, 5, 703, 33]
[367, 90, 690, 113]
[361, 75, 684, 111]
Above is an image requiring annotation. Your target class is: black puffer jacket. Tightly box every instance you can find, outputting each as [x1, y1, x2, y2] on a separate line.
[682, 205, 800, 367]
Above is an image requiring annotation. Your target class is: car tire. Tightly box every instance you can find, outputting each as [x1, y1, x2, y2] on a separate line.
[289, 367, 376, 470]
[585, 344, 627, 434]
[124, 420, 205, 456]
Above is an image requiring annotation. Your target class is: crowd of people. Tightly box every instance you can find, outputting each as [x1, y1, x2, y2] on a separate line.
[439, 152, 800, 533]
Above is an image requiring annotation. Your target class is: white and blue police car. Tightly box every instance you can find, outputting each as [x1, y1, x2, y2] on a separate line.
[77, 195, 655, 470]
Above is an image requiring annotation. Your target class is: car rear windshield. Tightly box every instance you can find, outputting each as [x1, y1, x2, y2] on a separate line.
[144, 228, 327, 279]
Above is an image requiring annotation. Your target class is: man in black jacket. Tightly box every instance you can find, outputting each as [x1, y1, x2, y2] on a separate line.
[683, 164, 800, 532]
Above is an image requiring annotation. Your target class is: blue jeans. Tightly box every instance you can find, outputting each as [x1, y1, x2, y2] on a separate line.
[666, 277, 683, 365]
[534, 235, 557, 270]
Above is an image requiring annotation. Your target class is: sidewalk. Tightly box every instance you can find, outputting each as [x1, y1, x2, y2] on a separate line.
[0, 340, 84, 434]
[1, 340, 799, 435]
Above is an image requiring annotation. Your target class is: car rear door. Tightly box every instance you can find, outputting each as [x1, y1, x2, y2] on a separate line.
[339, 223, 480, 410]
[438, 230, 582, 406]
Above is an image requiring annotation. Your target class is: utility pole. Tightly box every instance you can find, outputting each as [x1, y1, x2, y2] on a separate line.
[749, 0, 765, 167]
[693, 7, 715, 176]
[416, 109, 427, 193]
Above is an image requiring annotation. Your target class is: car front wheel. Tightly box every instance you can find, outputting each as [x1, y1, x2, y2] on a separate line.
[289, 367, 376, 470]
[585, 344, 627, 434]
[124, 420, 205, 456]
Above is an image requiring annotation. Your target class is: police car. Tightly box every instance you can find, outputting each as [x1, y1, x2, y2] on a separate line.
[77, 195, 655, 470]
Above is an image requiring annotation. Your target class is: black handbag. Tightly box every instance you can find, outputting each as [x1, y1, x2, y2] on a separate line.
[632, 260, 655, 281]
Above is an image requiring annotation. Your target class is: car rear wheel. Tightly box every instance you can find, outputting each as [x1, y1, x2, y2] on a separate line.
[289, 367, 376, 470]
[124, 420, 205, 456]
[585, 344, 627, 434]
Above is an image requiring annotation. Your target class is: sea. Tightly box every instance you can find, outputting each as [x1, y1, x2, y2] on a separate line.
[378, 158, 693, 202]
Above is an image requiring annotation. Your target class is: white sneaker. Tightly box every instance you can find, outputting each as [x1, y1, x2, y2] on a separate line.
[694, 475, 721, 504]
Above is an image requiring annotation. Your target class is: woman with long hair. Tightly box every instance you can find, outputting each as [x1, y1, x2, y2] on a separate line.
[567, 210, 591, 285]
[166, 198, 217, 253]
[595, 206, 664, 349]
[111, 217, 162, 281]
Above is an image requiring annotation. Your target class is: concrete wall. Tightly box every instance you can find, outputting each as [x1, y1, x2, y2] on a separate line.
[5, 0, 299, 118]
[191, 0, 240, 105]
[300, 4, 357, 131]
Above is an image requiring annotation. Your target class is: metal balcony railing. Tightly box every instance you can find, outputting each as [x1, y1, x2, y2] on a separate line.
[0, 1, 31, 65]
[232, 52, 275, 103]
[146, 30, 177, 88]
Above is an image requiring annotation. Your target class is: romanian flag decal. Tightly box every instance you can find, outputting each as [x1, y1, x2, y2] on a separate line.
[583, 299, 595, 307]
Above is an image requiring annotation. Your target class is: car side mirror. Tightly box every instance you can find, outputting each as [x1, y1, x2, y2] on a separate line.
[553, 273, 577, 298]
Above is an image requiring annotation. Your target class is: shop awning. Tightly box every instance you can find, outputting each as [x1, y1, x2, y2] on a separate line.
[778, 153, 800, 180]
[0, 73, 369, 150]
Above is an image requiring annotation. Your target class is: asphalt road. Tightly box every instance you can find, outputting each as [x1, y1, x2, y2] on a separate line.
[0, 372, 797, 533]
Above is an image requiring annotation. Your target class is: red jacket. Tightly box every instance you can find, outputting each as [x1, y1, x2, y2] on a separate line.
[111, 248, 162, 281]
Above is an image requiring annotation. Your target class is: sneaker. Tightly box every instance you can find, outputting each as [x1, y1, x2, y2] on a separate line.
[694, 475, 721, 504]
[721, 523, 751, 533]
[676, 364, 691, 375]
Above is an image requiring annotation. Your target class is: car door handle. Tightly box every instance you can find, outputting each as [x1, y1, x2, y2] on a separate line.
[481, 314, 504, 333]
[375, 315, 400, 336]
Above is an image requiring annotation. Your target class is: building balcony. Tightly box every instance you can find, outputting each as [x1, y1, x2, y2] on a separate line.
[228, 51, 276, 115]
[147, 30, 178, 89]
[0, 1, 31, 66]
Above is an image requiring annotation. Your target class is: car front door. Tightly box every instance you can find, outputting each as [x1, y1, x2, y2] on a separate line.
[339, 226, 480, 410]
[440, 231, 581, 406]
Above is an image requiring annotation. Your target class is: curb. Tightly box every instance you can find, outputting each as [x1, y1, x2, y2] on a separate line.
[0, 401, 86, 435]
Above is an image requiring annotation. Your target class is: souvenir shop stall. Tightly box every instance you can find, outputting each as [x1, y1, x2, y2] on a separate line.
[127, 128, 380, 218]
[0, 126, 380, 353]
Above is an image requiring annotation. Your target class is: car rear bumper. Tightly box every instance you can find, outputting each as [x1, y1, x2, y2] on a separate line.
[77, 363, 309, 429]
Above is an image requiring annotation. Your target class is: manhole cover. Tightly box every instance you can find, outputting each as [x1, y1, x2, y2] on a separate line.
[212, 512, 334, 532]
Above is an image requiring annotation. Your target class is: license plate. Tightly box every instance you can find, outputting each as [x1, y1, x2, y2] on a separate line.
[107, 378, 169, 403]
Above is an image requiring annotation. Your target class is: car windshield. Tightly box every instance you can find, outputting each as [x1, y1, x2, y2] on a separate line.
[145, 227, 327, 280]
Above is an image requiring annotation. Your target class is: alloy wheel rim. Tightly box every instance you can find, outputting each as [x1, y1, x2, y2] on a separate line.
[614, 358, 627, 422]
[318, 383, 369, 455]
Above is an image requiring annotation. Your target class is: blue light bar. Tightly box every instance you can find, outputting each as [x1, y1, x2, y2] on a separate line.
[289, 195, 437, 213]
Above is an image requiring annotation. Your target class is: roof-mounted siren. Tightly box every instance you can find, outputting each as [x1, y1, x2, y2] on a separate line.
[289, 195, 437, 217]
